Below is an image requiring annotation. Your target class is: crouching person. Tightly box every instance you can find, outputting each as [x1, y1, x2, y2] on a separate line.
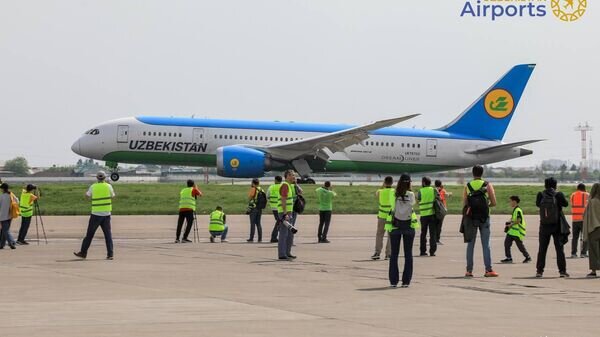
[209, 206, 228, 243]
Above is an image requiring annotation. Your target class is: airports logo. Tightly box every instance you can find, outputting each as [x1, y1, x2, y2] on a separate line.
[460, 0, 587, 22]
[230, 158, 240, 169]
[551, 0, 587, 21]
[484, 89, 514, 119]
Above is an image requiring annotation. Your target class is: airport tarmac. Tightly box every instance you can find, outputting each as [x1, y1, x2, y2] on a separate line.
[2, 214, 599, 337]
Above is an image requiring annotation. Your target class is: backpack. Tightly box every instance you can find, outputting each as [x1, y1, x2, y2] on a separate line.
[539, 190, 559, 225]
[466, 181, 489, 221]
[294, 194, 306, 214]
[255, 188, 267, 210]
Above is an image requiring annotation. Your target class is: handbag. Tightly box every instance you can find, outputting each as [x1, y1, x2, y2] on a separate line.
[9, 192, 21, 219]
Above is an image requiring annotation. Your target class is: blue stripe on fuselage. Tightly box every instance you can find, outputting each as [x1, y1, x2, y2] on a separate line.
[135, 116, 484, 140]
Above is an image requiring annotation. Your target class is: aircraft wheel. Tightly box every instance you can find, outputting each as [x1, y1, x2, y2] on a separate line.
[110, 173, 120, 182]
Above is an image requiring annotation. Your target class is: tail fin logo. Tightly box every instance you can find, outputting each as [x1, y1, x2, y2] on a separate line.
[484, 89, 514, 119]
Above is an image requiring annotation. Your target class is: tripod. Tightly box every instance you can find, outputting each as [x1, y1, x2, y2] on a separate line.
[33, 200, 48, 245]
[192, 212, 200, 243]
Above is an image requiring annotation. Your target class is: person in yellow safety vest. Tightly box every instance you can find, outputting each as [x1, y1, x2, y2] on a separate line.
[372, 176, 394, 260]
[501, 196, 532, 264]
[570, 183, 589, 258]
[266, 175, 283, 243]
[17, 184, 39, 245]
[209, 206, 228, 243]
[74, 171, 116, 260]
[384, 174, 418, 288]
[417, 176, 439, 257]
[247, 178, 264, 242]
[277, 170, 297, 260]
[176, 179, 203, 243]
[463, 165, 499, 278]
[316, 181, 337, 243]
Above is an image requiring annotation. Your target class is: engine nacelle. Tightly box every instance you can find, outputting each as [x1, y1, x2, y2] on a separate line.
[216, 145, 272, 178]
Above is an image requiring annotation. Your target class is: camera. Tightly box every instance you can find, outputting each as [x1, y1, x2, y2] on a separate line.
[282, 219, 298, 234]
[504, 221, 511, 233]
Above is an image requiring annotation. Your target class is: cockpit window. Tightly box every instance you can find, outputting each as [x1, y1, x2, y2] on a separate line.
[85, 129, 100, 135]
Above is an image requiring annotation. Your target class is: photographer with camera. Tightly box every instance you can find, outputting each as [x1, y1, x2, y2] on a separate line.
[175, 179, 203, 243]
[277, 170, 298, 260]
[246, 178, 265, 243]
[500, 196, 531, 264]
[17, 184, 39, 245]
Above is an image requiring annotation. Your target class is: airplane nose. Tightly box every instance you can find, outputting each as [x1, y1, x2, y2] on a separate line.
[71, 139, 81, 155]
[519, 148, 533, 157]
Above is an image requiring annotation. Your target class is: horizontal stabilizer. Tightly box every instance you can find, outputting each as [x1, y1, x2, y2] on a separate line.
[464, 140, 543, 154]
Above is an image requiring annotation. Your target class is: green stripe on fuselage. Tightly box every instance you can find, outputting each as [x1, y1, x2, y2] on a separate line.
[324, 160, 458, 174]
[104, 152, 216, 167]
[103, 151, 457, 174]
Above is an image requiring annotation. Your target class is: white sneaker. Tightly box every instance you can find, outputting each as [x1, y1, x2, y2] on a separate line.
[221, 239, 228, 243]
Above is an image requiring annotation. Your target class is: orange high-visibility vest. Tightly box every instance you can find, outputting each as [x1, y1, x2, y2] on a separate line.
[570, 191, 588, 222]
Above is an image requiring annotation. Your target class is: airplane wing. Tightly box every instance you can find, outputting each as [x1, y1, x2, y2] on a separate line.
[260, 114, 420, 162]
[464, 139, 543, 154]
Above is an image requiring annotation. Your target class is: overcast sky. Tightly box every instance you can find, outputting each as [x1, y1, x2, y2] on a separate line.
[1, 1, 598, 168]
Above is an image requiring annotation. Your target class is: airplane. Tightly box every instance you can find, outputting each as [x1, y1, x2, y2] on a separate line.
[71, 64, 540, 182]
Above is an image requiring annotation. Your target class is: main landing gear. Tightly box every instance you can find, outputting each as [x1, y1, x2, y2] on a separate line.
[296, 175, 316, 184]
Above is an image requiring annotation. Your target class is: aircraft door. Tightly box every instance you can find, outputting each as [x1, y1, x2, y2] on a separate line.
[117, 125, 129, 143]
[426, 139, 437, 157]
[193, 128, 205, 143]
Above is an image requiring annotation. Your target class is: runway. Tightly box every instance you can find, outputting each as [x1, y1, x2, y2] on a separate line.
[2, 214, 599, 337]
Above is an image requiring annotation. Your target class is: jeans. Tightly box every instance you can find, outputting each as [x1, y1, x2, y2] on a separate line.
[176, 210, 194, 240]
[466, 218, 492, 272]
[420, 215, 438, 255]
[504, 235, 530, 259]
[389, 221, 415, 286]
[536, 224, 566, 274]
[210, 225, 229, 240]
[278, 213, 296, 258]
[374, 217, 391, 257]
[571, 221, 588, 255]
[0, 220, 16, 248]
[80, 215, 113, 257]
[270, 210, 279, 241]
[18, 216, 32, 242]
[318, 210, 332, 241]
[249, 208, 262, 241]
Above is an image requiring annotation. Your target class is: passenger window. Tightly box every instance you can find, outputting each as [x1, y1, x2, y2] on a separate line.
[234, 135, 238, 140]
[219, 135, 223, 139]
[418, 144, 421, 148]
[153, 132, 156, 136]
[285, 137, 288, 142]
[270, 137, 273, 141]
[385, 142, 389, 147]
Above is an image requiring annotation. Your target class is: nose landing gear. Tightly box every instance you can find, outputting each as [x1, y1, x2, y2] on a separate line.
[106, 161, 120, 182]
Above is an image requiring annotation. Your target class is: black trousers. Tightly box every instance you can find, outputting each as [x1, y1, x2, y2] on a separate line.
[270, 210, 279, 241]
[437, 216, 444, 242]
[571, 221, 588, 255]
[176, 210, 195, 240]
[420, 215, 438, 255]
[249, 208, 262, 241]
[80, 215, 113, 257]
[536, 225, 567, 274]
[504, 235, 530, 259]
[318, 211, 332, 241]
[389, 221, 415, 286]
[18, 216, 32, 242]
